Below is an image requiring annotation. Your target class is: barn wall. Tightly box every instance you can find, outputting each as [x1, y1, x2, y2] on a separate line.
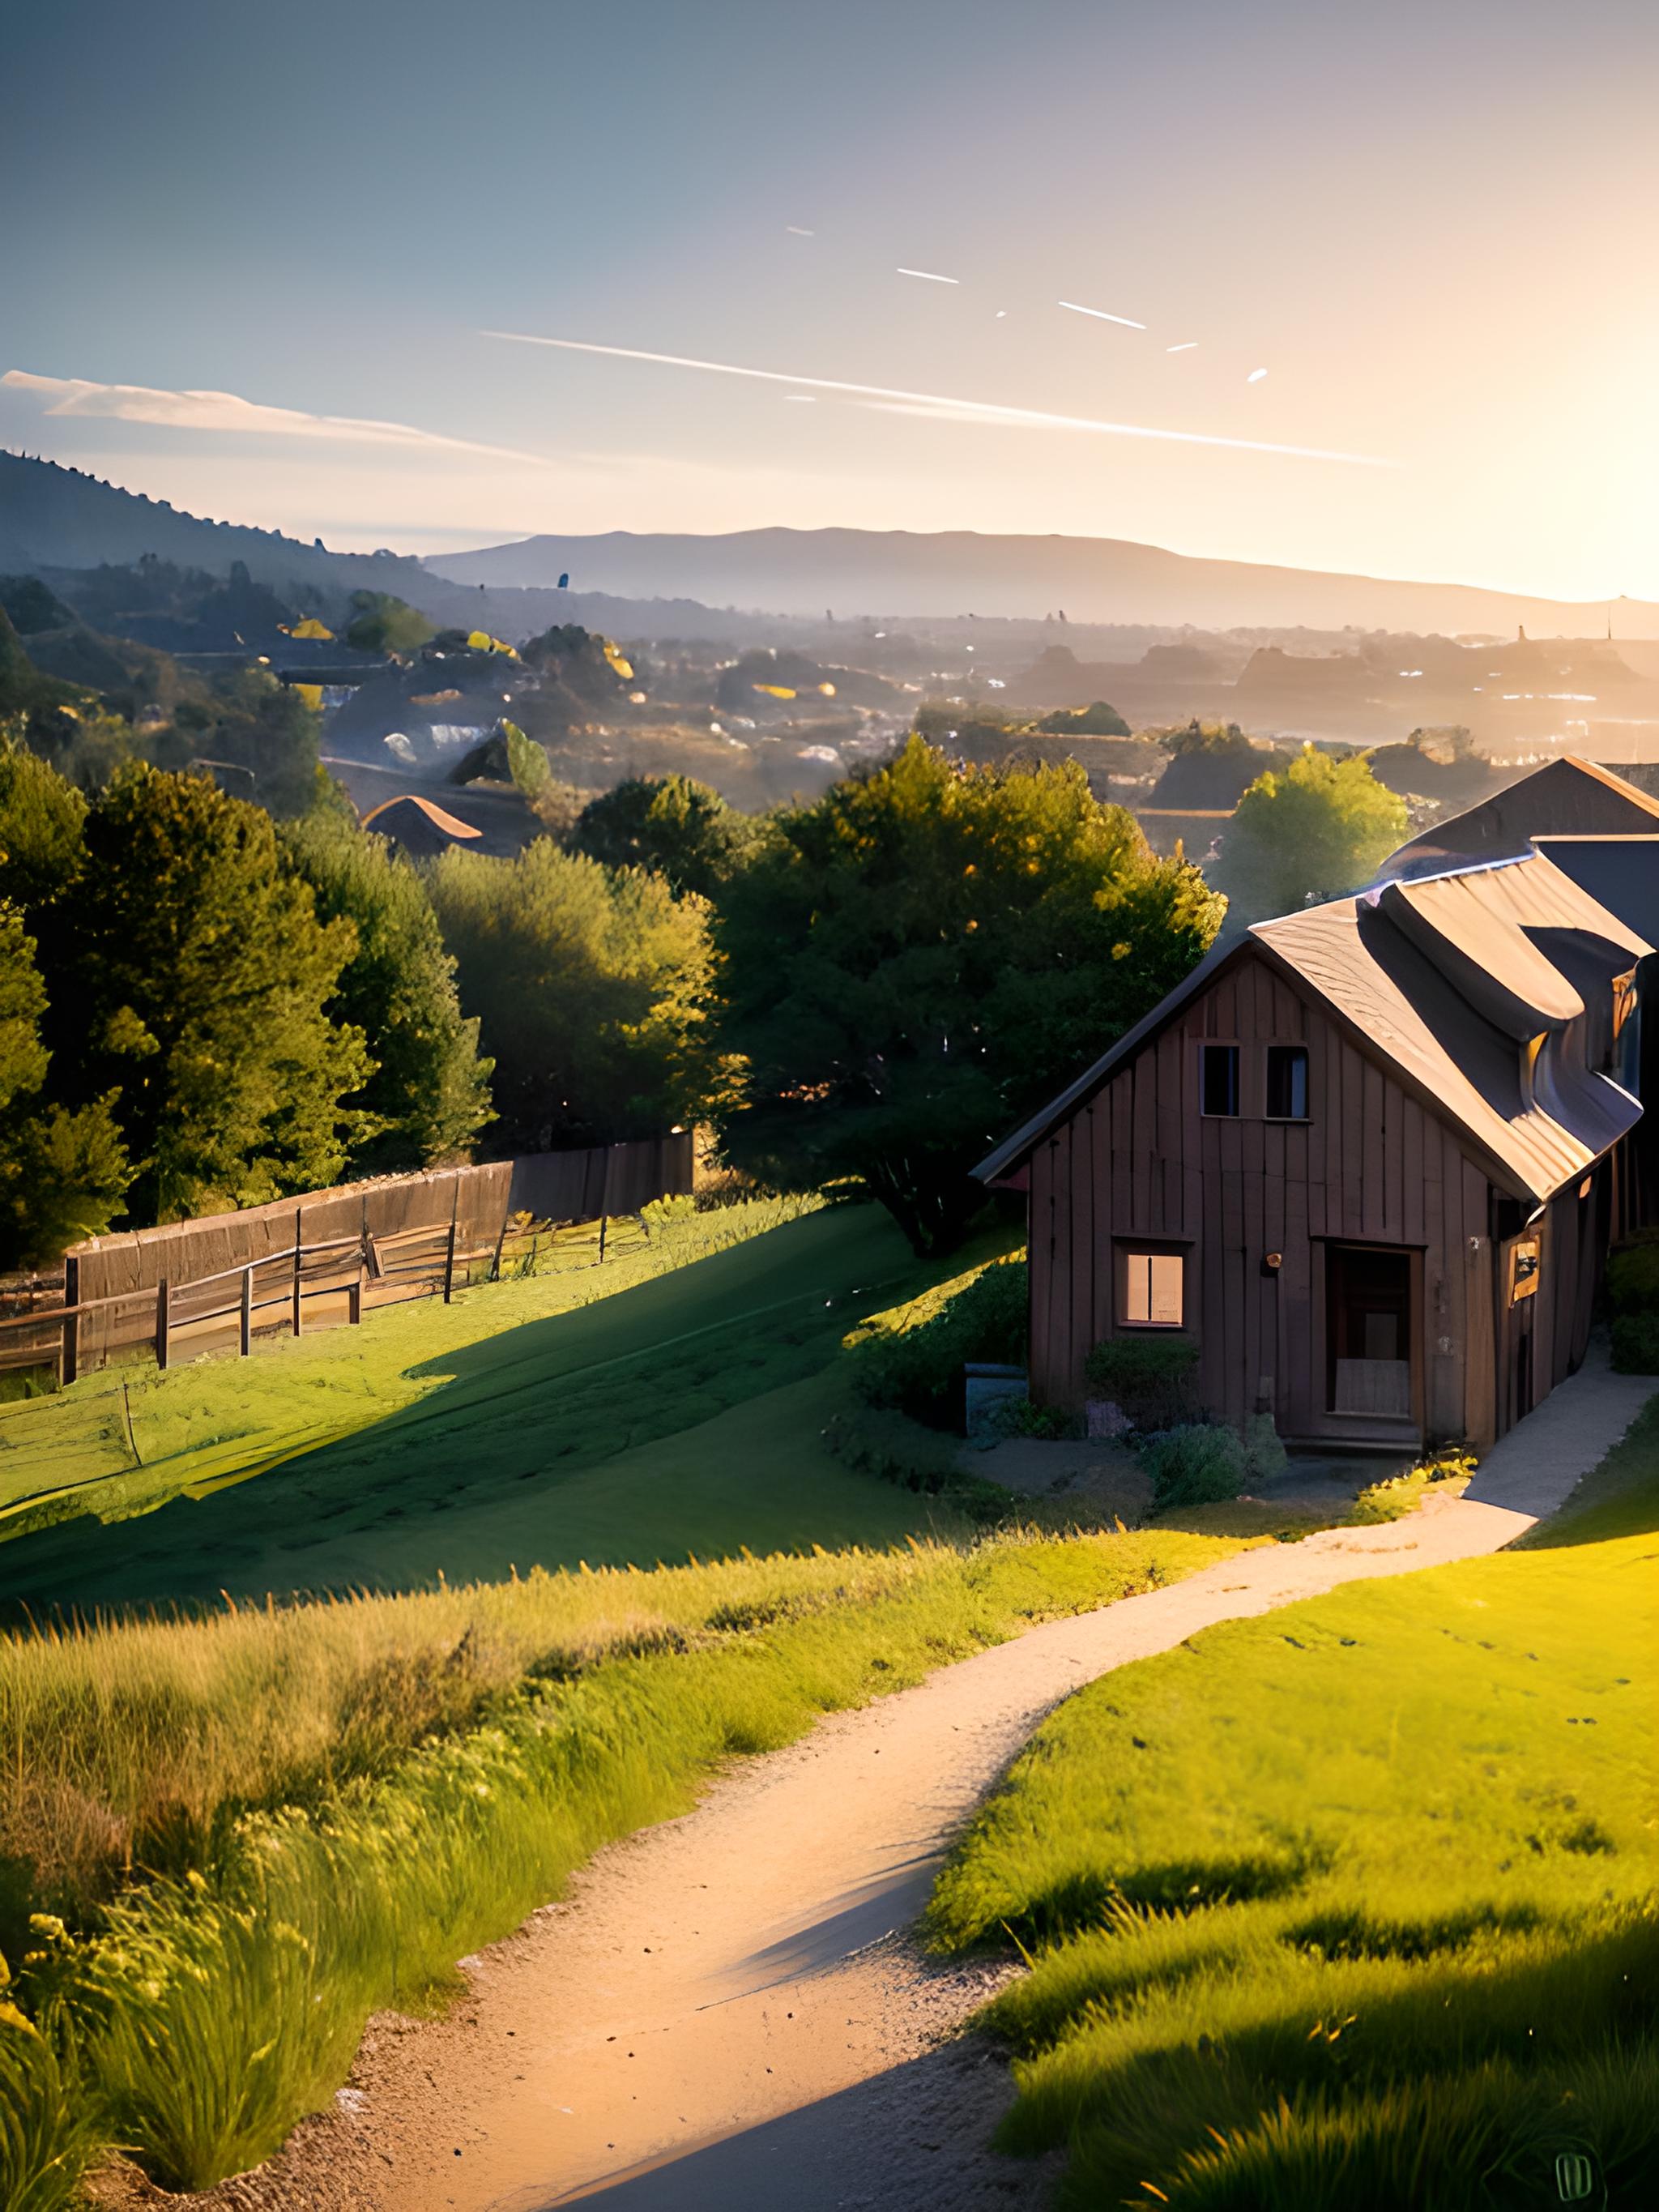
[1028, 946, 1507, 1448]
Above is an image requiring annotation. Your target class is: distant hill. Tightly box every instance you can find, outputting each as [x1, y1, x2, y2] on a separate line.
[428, 527, 1659, 639]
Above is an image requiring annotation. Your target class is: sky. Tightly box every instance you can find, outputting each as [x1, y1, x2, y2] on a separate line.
[4, 0, 1657, 600]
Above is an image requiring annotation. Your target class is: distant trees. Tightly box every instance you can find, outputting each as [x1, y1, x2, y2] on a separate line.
[36, 766, 372, 1223]
[1037, 701, 1131, 737]
[343, 591, 436, 656]
[164, 665, 323, 818]
[712, 737, 1222, 1253]
[571, 775, 762, 899]
[279, 810, 493, 1174]
[427, 842, 723, 1154]
[1210, 745, 1409, 922]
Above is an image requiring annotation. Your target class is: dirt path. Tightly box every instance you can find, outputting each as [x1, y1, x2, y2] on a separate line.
[177, 1357, 1651, 2212]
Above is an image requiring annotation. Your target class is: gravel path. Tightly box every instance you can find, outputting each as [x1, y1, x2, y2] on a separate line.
[122, 1353, 1653, 2212]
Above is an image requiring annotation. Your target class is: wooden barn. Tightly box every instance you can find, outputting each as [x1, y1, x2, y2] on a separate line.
[977, 758, 1659, 1452]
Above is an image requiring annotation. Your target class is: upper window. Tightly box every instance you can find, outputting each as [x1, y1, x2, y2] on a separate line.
[1265, 1044, 1310, 1121]
[1124, 1249, 1184, 1328]
[1201, 1043, 1239, 1117]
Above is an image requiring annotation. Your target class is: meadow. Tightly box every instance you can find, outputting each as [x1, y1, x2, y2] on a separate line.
[0, 1199, 1012, 1608]
[926, 1407, 1659, 2209]
[0, 1518, 1252, 2206]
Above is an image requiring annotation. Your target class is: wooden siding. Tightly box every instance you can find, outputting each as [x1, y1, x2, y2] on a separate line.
[1027, 942, 1537, 1448]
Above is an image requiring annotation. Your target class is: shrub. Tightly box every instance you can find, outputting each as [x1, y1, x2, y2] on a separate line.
[849, 1258, 1028, 1427]
[1243, 1412, 1287, 1484]
[1611, 1311, 1659, 1374]
[1606, 1238, 1659, 1317]
[1137, 1422, 1246, 1508]
[1085, 1337, 1201, 1431]
[981, 1394, 1080, 1444]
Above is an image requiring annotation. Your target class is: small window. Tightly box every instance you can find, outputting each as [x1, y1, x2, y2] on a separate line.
[1124, 1250, 1184, 1328]
[1201, 1043, 1239, 1117]
[1265, 1044, 1309, 1120]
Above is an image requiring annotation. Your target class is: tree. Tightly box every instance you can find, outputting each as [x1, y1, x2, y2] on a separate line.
[280, 810, 493, 1173]
[1210, 745, 1410, 923]
[343, 591, 436, 656]
[570, 775, 762, 899]
[36, 766, 373, 1223]
[1037, 700, 1132, 737]
[427, 841, 722, 1153]
[0, 737, 87, 912]
[163, 665, 323, 818]
[0, 903, 130, 1268]
[711, 737, 1222, 1253]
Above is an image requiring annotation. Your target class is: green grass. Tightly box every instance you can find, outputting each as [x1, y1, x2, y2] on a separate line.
[0, 1201, 1021, 1608]
[2, 1519, 1251, 2197]
[926, 1406, 1659, 2210]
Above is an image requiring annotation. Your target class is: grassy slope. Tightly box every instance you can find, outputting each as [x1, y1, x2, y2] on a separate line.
[0, 1203, 1002, 1608]
[6, 1522, 1255, 2201]
[927, 1406, 1659, 2210]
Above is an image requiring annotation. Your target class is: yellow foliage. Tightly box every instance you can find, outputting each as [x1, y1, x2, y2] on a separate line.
[292, 684, 324, 711]
[601, 639, 635, 681]
[285, 617, 335, 641]
[754, 682, 797, 700]
[466, 630, 519, 658]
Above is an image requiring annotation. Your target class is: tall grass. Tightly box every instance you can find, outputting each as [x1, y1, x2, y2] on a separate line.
[0, 2011, 89, 2212]
[3, 1519, 1246, 2194]
[926, 1407, 1659, 2208]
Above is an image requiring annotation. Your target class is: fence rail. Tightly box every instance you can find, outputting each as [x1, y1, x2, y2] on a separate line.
[0, 1135, 692, 1387]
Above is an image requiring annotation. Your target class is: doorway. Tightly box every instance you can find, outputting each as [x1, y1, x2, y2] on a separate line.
[1327, 1245, 1414, 1418]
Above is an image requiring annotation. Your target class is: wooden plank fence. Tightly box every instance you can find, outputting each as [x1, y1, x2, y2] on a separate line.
[0, 1135, 692, 1386]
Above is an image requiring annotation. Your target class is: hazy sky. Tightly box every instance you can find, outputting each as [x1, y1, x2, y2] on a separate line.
[5, 0, 1657, 600]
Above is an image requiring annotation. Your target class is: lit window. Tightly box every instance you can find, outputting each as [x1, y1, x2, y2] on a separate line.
[1124, 1250, 1184, 1327]
[1265, 1044, 1309, 1120]
[1201, 1044, 1239, 1117]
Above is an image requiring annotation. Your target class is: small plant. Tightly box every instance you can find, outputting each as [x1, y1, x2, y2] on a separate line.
[1243, 1412, 1288, 1484]
[1136, 1422, 1247, 1508]
[1085, 1338, 1201, 1431]
[980, 1394, 1080, 1444]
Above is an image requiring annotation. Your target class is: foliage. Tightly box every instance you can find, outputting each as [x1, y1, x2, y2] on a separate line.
[501, 719, 551, 796]
[1084, 1336, 1201, 1429]
[1610, 1311, 1659, 1374]
[279, 810, 493, 1172]
[1037, 701, 1131, 737]
[34, 766, 372, 1224]
[343, 591, 436, 656]
[0, 903, 130, 1269]
[848, 1254, 1029, 1426]
[571, 774, 762, 899]
[9, 1522, 1244, 2191]
[926, 1411, 1659, 2210]
[1212, 745, 1409, 923]
[0, 2004, 91, 2212]
[164, 664, 324, 818]
[1605, 1236, 1659, 1317]
[1136, 1420, 1247, 1506]
[428, 839, 723, 1151]
[0, 743, 87, 914]
[979, 1392, 1078, 1441]
[712, 737, 1222, 1253]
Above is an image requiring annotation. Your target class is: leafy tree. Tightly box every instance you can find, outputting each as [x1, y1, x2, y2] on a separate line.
[164, 666, 323, 818]
[571, 775, 762, 899]
[36, 767, 372, 1223]
[279, 810, 493, 1172]
[343, 591, 437, 655]
[0, 903, 130, 1268]
[1210, 745, 1410, 922]
[0, 738, 87, 911]
[428, 841, 721, 1152]
[1037, 700, 1132, 737]
[712, 737, 1222, 1253]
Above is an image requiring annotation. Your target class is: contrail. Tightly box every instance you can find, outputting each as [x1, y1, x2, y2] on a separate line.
[1059, 300, 1146, 330]
[896, 267, 959, 284]
[481, 331, 1397, 467]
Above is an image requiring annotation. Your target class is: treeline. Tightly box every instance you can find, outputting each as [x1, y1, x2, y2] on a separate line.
[0, 730, 1227, 1269]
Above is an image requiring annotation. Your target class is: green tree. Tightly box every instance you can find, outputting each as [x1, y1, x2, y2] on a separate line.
[343, 591, 437, 656]
[37, 767, 373, 1223]
[428, 842, 720, 1152]
[1037, 700, 1132, 737]
[0, 737, 87, 912]
[164, 666, 323, 818]
[280, 810, 493, 1172]
[1211, 745, 1410, 923]
[712, 737, 1222, 1253]
[0, 903, 130, 1268]
[571, 775, 761, 899]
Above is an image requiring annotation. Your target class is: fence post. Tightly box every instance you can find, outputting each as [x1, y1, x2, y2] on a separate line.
[156, 1278, 170, 1372]
[241, 1264, 254, 1357]
[292, 1208, 304, 1339]
[443, 1210, 458, 1303]
[596, 1145, 613, 1266]
[62, 1253, 79, 1387]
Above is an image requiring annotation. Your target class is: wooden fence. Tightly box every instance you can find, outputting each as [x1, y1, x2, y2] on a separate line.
[0, 1134, 693, 1386]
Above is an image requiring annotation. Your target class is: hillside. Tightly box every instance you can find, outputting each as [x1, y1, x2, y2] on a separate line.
[429, 526, 1659, 638]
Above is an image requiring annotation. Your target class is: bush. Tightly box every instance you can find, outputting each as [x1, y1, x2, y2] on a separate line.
[1137, 1422, 1246, 1508]
[1611, 1311, 1659, 1374]
[849, 1258, 1028, 1427]
[1085, 1337, 1201, 1431]
[1606, 1238, 1659, 1317]
[981, 1394, 1080, 1443]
